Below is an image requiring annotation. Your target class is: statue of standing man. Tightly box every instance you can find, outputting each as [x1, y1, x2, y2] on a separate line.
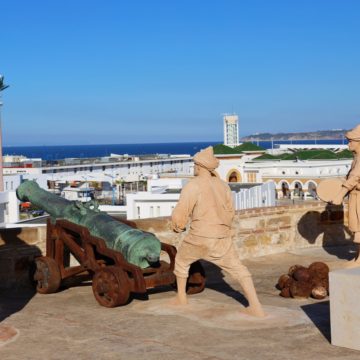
[330, 125, 360, 267]
[170, 146, 265, 317]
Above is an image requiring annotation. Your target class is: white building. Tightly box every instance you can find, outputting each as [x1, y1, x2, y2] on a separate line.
[247, 158, 351, 199]
[126, 177, 183, 219]
[125, 178, 276, 220]
[61, 182, 95, 202]
[4, 155, 193, 184]
[213, 146, 353, 199]
[0, 191, 19, 227]
[147, 177, 189, 193]
[0, 174, 51, 226]
[223, 114, 239, 148]
[126, 192, 180, 220]
[215, 149, 266, 183]
[4, 173, 49, 191]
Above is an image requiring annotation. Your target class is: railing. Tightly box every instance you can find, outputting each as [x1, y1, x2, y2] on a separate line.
[232, 182, 276, 210]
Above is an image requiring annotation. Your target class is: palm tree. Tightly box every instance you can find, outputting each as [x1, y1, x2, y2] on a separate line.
[0, 75, 9, 192]
[0, 75, 9, 92]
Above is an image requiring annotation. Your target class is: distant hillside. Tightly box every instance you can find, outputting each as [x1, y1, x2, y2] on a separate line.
[241, 129, 348, 141]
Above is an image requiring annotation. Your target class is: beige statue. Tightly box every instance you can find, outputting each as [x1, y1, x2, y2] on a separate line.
[169, 146, 265, 317]
[329, 124, 360, 267]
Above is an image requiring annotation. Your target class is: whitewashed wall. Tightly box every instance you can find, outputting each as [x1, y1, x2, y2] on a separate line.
[0, 191, 20, 227]
[126, 192, 180, 220]
[232, 182, 276, 210]
[126, 182, 276, 220]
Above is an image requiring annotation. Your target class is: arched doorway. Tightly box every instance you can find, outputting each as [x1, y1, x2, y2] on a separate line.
[229, 172, 238, 182]
[226, 169, 242, 183]
[307, 181, 317, 198]
[293, 181, 303, 198]
[280, 181, 290, 198]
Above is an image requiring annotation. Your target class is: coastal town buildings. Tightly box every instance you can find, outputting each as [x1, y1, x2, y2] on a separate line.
[3, 154, 193, 181]
[0, 155, 194, 224]
[0, 140, 354, 223]
[213, 143, 352, 199]
[125, 180, 275, 220]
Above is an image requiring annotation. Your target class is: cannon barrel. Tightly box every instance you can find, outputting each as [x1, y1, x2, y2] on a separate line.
[16, 181, 161, 268]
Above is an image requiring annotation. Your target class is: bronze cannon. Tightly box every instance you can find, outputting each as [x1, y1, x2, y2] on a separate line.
[16, 180, 205, 307]
[17, 180, 161, 268]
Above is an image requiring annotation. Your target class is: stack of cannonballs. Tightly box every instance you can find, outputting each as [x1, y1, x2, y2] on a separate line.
[277, 262, 329, 300]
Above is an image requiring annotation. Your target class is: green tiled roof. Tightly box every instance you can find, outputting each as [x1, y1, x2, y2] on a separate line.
[213, 144, 239, 154]
[233, 142, 265, 152]
[213, 142, 265, 155]
[279, 153, 297, 160]
[253, 148, 354, 161]
[252, 153, 278, 160]
[294, 150, 338, 160]
[336, 149, 354, 159]
[309, 151, 338, 160]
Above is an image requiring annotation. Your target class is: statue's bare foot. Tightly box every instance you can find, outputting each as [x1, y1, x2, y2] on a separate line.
[167, 295, 188, 306]
[241, 306, 266, 318]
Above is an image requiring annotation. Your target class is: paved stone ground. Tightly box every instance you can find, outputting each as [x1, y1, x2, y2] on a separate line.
[0, 246, 359, 360]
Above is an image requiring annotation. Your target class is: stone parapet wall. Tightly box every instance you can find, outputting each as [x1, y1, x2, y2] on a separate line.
[232, 202, 350, 258]
[0, 202, 351, 288]
[132, 202, 351, 259]
[0, 226, 46, 288]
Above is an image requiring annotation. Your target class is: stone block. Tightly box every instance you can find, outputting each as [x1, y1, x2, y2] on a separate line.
[237, 218, 265, 231]
[330, 268, 360, 351]
[279, 231, 290, 243]
[258, 233, 273, 246]
[242, 234, 259, 248]
[266, 216, 291, 229]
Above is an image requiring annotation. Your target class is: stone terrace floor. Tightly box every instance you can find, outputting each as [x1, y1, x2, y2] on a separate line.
[1, 246, 359, 360]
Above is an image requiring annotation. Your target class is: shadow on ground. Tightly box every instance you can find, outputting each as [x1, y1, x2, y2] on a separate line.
[134, 260, 249, 306]
[200, 260, 249, 306]
[301, 301, 331, 343]
[0, 228, 40, 322]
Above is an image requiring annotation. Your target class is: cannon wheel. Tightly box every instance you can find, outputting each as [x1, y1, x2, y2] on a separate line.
[34, 256, 61, 294]
[186, 261, 206, 295]
[92, 266, 130, 307]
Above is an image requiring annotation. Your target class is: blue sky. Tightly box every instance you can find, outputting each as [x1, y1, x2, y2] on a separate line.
[1, 0, 359, 146]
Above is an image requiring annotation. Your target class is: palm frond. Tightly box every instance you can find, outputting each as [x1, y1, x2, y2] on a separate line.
[0, 75, 9, 92]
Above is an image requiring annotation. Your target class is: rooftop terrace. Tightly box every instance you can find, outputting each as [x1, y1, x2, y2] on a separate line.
[0, 247, 358, 359]
[0, 202, 358, 358]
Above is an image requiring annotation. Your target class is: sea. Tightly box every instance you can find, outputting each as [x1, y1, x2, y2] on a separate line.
[3, 139, 347, 161]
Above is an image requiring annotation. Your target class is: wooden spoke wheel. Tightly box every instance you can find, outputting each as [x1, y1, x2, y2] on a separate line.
[34, 256, 61, 294]
[186, 261, 206, 295]
[92, 266, 130, 307]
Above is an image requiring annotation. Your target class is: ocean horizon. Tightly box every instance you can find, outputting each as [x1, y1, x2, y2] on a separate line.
[3, 139, 348, 161]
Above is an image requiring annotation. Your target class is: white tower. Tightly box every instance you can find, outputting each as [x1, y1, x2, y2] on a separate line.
[223, 114, 239, 148]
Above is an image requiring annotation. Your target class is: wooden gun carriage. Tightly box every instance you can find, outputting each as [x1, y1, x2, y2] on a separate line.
[34, 219, 205, 307]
